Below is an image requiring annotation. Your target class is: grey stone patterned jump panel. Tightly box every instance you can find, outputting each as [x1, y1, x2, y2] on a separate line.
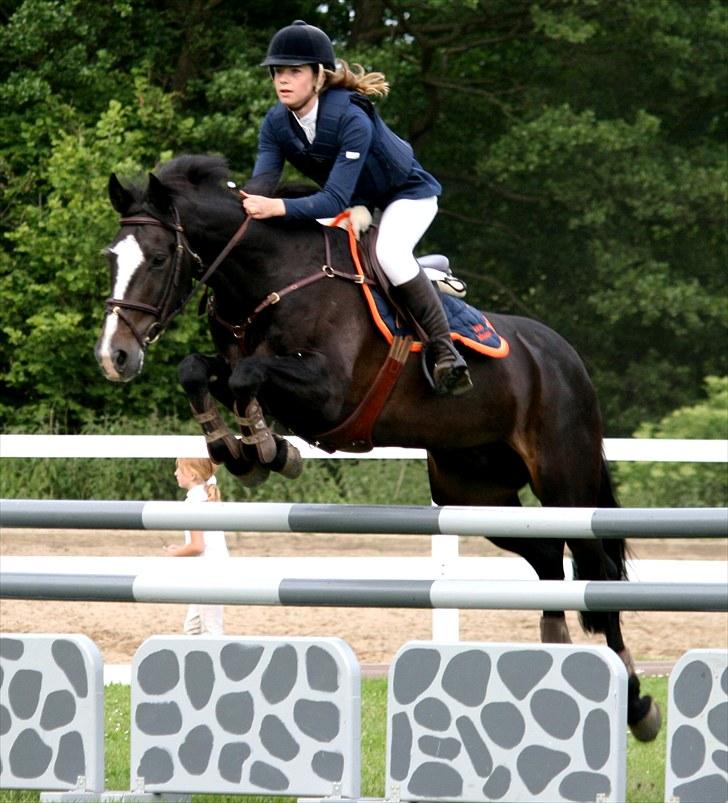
[665, 649, 728, 803]
[386, 641, 627, 802]
[0, 634, 104, 792]
[131, 636, 360, 797]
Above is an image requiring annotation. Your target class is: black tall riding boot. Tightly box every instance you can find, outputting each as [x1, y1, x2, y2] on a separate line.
[396, 271, 473, 396]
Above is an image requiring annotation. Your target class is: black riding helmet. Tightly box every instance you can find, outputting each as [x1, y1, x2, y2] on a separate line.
[262, 20, 336, 71]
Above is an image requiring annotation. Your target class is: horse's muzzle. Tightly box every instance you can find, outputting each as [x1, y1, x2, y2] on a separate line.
[95, 326, 145, 383]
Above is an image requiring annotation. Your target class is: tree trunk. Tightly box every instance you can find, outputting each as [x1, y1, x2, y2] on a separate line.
[172, 0, 224, 96]
[351, 0, 387, 45]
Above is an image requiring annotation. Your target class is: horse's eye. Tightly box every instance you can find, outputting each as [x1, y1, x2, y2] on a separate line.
[149, 253, 168, 269]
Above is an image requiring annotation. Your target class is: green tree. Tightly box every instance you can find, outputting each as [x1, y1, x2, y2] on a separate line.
[387, 0, 727, 432]
[2, 80, 203, 426]
[614, 376, 728, 507]
[0, 0, 325, 428]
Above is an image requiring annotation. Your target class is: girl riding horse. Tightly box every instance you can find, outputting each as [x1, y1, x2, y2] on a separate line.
[241, 19, 472, 396]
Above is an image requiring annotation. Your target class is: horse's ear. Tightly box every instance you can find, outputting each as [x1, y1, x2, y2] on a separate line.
[146, 172, 173, 214]
[108, 173, 134, 215]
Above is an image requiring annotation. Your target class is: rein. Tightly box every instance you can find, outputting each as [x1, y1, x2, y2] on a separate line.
[105, 209, 251, 347]
[208, 226, 375, 343]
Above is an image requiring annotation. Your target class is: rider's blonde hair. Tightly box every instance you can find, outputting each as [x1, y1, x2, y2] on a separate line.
[324, 59, 389, 97]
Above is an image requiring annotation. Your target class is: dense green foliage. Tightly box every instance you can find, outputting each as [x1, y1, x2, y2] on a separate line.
[2, 1, 726, 437]
[0, 450, 433, 503]
[615, 376, 728, 507]
[2, 677, 670, 802]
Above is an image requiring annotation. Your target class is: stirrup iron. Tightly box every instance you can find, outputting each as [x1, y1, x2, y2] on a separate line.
[422, 339, 473, 396]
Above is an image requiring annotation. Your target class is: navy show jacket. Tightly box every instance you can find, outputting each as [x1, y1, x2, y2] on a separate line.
[252, 87, 442, 219]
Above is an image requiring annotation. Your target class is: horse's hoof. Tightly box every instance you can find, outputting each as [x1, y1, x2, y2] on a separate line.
[232, 461, 270, 488]
[630, 698, 661, 742]
[278, 441, 303, 479]
[539, 616, 572, 643]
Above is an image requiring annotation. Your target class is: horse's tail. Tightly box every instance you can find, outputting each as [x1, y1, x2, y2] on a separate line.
[577, 454, 630, 633]
[597, 454, 629, 580]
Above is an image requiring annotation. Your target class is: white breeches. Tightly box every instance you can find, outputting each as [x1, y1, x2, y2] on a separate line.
[375, 196, 438, 286]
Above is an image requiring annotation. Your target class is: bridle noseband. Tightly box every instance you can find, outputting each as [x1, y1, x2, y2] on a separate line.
[105, 209, 205, 347]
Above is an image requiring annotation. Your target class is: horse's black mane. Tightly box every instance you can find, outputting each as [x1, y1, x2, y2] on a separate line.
[156, 154, 231, 191]
[117, 154, 327, 231]
[154, 154, 317, 201]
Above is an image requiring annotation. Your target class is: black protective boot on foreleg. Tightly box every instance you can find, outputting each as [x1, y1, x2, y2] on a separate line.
[396, 271, 473, 396]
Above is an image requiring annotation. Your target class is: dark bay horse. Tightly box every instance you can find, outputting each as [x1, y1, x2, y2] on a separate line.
[95, 154, 659, 740]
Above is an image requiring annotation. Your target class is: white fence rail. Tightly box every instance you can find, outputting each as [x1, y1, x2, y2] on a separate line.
[1, 434, 727, 461]
[2, 435, 725, 640]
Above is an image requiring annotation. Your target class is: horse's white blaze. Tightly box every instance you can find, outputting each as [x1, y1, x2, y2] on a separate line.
[98, 235, 145, 378]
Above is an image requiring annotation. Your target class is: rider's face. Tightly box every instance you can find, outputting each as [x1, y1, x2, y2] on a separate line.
[272, 65, 317, 116]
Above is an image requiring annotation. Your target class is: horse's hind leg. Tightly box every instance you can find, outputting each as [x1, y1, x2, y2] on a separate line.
[537, 449, 661, 741]
[178, 353, 270, 486]
[492, 530, 573, 644]
[427, 445, 573, 642]
[567, 536, 661, 740]
[429, 445, 575, 637]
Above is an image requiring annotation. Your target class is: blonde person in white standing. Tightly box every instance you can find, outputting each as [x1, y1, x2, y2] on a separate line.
[164, 457, 228, 635]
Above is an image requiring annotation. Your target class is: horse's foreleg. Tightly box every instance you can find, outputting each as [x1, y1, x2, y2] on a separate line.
[178, 353, 239, 463]
[178, 354, 270, 487]
[234, 396, 277, 463]
[227, 353, 341, 481]
[232, 397, 302, 479]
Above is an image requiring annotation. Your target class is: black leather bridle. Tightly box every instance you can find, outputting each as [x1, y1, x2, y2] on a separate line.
[104, 208, 250, 347]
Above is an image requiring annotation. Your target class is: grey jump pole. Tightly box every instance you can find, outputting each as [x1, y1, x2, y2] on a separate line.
[2, 499, 727, 538]
[0, 573, 726, 611]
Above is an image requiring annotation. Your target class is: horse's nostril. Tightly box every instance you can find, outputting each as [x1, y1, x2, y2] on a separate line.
[113, 350, 128, 370]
